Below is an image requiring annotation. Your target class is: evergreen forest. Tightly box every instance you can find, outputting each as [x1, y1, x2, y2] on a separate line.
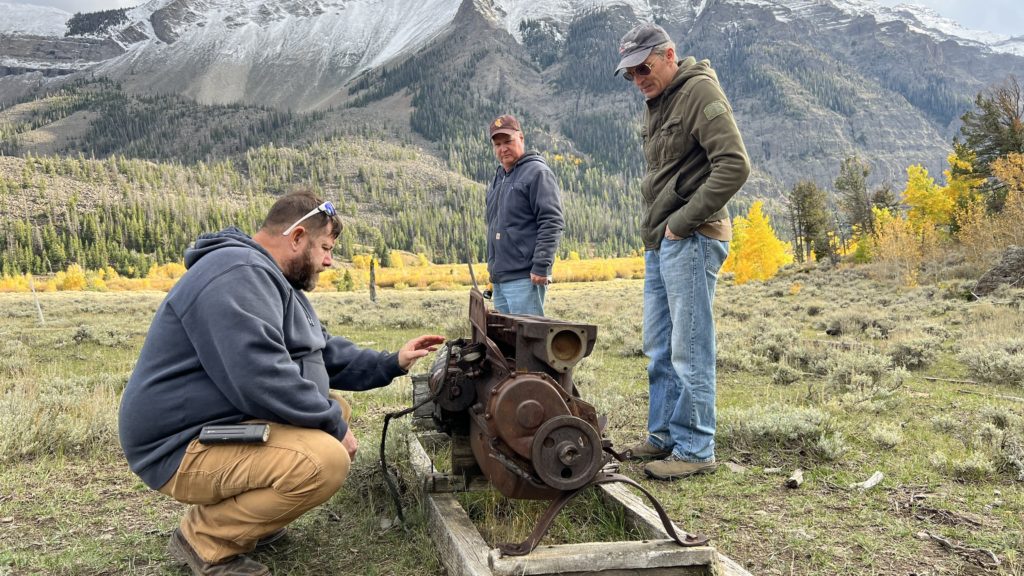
[0, 77, 650, 277]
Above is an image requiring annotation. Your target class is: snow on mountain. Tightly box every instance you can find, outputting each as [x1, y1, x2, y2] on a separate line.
[482, 0, 1022, 57]
[485, 0, 655, 40]
[722, 0, 1021, 57]
[93, 0, 463, 108]
[862, 2, 1023, 55]
[108, 0, 462, 68]
[0, 2, 70, 37]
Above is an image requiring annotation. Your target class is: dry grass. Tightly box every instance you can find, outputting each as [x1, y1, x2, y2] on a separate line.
[1, 269, 1023, 575]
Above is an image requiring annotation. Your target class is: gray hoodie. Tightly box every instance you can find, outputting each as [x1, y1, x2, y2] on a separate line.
[485, 151, 564, 283]
[118, 227, 404, 489]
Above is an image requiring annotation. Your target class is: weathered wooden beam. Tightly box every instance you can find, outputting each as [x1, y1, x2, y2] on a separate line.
[408, 432, 753, 576]
[488, 540, 714, 576]
[426, 492, 494, 576]
[596, 481, 754, 576]
[409, 433, 492, 576]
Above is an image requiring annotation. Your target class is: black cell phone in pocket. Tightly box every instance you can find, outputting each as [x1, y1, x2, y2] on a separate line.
[198, 423, 270, 445]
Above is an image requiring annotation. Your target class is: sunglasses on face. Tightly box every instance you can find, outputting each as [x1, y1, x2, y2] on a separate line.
[623, 59, 657, 82]
[282, 201, 336, 236]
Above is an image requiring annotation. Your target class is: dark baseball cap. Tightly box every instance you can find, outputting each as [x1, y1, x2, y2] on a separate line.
[614, 22, 670, 75]
[489, 114, 521, 139]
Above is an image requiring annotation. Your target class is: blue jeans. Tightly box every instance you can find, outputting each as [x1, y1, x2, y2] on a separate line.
[642, 234, 728, 463]
[492, 277, 546, 316]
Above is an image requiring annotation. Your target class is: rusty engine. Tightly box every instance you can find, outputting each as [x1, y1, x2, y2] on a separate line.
[425, 288, 606, 499]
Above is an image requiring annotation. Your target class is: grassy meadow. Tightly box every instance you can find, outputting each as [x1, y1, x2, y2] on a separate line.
[1, 266, 1023, 575]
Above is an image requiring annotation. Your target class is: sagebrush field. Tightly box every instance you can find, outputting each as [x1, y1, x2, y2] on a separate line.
[1, 266, 1022, 575]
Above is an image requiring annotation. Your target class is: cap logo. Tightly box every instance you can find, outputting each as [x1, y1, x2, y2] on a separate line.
[619, 41, 637, 55]
[494, 119, 503, 128]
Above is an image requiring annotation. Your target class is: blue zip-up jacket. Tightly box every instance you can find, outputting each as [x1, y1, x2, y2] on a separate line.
[485, 151, 564, 283]
[118, 227, 405, 489]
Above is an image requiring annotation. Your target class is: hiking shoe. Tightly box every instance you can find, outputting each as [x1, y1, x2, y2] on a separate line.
[255, 528, 287, 548]
[621, 440, 671, 461]
[168, 528, 271, 576]
[644, 455, 718, 480]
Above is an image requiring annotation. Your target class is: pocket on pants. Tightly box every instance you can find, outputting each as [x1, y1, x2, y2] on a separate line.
[166, 439, 222, 504]
[698, 233, 729, 274]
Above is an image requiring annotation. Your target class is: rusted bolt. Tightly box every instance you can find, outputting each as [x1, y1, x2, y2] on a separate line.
[557, 441, 579, 465]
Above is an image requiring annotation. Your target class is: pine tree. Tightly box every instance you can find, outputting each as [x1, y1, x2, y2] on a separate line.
[786, 180, 836, 263]
[835, 155, 874, 237]
[958, 75, 1024, 210]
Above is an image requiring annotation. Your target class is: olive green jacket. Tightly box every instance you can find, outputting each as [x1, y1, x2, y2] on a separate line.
[640, 56, 750, 249]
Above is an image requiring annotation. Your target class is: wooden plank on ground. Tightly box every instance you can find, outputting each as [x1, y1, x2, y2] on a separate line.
[409, 433, 493, 576]
[426, 492, 494, 576]
[488, 540, 713, 576]
[408, 432, 750, 576]
[597, 482, 754, 576]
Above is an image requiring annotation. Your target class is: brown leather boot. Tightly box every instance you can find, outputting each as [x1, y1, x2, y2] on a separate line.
[168, 528, 271, 576]
[621, 440, 671, 461]
[644, 455, 718, 480]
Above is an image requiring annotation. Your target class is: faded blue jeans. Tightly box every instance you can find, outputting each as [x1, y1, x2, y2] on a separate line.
[642, 233, 728, 463]
[492, 277, 546, 316]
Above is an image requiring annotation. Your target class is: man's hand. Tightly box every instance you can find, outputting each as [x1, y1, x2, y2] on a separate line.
[664, 227, 683, 241]
[530, 273, 551, 286]
[341, 429, 358, 460]
[397, 334, 446, 371]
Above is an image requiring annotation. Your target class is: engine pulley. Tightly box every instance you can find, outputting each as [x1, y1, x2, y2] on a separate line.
[530, 415, 603, 491]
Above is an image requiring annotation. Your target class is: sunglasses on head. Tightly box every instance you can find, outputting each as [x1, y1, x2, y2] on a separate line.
[282, 201, 336, 236]
[623, 59, 657, 82]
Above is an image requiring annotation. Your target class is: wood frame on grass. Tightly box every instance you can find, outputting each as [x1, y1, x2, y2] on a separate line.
[405, 430, 754, 576]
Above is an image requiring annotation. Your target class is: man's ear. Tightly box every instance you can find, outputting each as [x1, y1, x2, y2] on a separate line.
[286, 227, 306, 249]
[665, 46, 675, 62]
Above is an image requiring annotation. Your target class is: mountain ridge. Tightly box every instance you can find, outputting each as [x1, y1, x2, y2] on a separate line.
[1, 0, 1023, 197]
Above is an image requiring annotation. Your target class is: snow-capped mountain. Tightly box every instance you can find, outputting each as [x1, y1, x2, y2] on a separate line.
[83, 0, 1024, 106]
[0, 2, 70, 37]
[2, 0, 1023, 194]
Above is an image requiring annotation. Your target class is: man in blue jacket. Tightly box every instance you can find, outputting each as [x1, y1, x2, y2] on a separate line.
[485, 114, 564, 316]
[119, 191, 443, 576]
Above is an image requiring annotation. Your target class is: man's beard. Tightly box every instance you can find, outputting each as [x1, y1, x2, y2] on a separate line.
[284, 243, 320, 292]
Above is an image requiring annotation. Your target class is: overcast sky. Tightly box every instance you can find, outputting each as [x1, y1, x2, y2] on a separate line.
[10, 0, 1024, 37]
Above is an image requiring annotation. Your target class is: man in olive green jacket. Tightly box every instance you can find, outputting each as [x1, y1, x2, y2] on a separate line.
[615, 22, 750, 480]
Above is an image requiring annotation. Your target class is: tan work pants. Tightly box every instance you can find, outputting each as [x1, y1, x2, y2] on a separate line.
[159, 392, 353, 563]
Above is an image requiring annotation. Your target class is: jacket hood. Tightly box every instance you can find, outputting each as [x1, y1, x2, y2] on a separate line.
[184, 227, 268, 269]
[497, 150, 546, 176]
[662, 56, 716, 99]
[517, 151, 545, 166]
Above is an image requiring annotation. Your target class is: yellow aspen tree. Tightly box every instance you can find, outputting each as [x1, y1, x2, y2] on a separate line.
[723, 201, 793, 284]
[57, 264, 88, 291]
[944, 148, 984, 231]
[992, 152, 1024, 191]
[721, 213, 748, 278]
[389, 250, 404, 269]
[872, 209, 921, 285]
[352, 254, 371, 269]
[902, 165, 954, 231]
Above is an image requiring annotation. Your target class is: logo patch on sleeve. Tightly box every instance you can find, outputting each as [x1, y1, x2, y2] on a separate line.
[703, 100, 729, 121]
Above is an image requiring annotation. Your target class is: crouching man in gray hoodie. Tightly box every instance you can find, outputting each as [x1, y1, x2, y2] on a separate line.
[119, 191, 444, 576]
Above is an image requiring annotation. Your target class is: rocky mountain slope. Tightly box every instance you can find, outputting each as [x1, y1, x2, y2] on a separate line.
[2, 0, 1023, 195]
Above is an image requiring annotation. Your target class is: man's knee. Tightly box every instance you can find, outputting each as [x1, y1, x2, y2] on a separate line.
[275, 430, 351, 503]
[304, 432, 351, 498]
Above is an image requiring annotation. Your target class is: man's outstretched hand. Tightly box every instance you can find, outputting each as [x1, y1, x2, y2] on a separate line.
[397, 334, 446, 371]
